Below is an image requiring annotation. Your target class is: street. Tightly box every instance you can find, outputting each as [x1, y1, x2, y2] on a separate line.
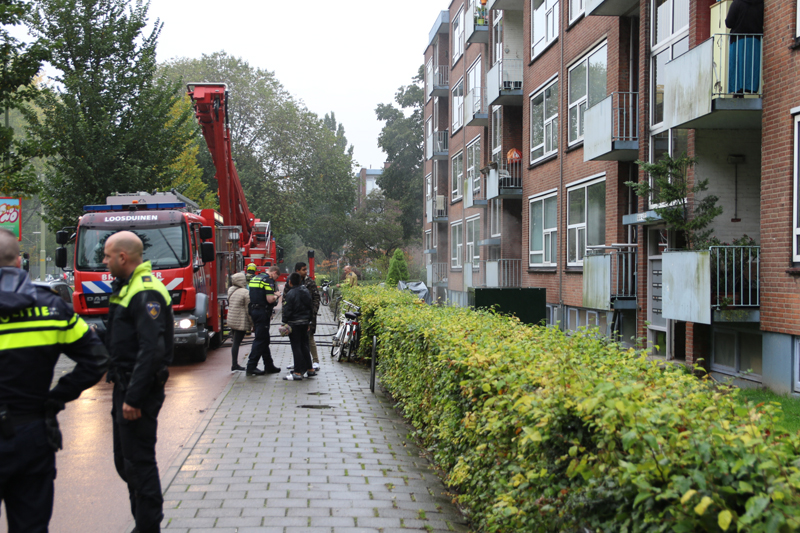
[0, 339, 235, 533]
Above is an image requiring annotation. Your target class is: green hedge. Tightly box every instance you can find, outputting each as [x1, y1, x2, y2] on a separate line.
[343, 286, 800, 533]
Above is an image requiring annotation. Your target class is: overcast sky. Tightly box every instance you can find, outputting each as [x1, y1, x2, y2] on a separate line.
[146, 0, 446, 171]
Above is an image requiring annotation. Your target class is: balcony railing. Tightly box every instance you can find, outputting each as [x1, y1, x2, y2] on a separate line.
[468, 259, 522, 287]
[584, 92, 639, 162]
[709, 246, 760, 308]
[465, 171, 487, 208]
[487, 58, 523, 106]
[428, 65, 449, 98]
[712, 33, 763, 98]
[465, 86, 488, 127]
[432, 130, 449, 160]
[433, 194, 448, 220]
[487, 157, 523, 199]
[466, 3, 489, 44]
[611, 248, 637, 299]
[429, 262, 449, 286]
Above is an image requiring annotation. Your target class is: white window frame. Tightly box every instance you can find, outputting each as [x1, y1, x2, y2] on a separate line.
[711, 327, 763, 379]
[452, 78, 464, 132]
[452, 151, 464, 201]
[530, 78, 559, 163]
[568, 42, 607, 146]
[490, 198, 501, 237]
[426, 58, 433, 102]
[650, 0, 689, 128]
[425, 231, 433, 264]
[426, 117, 433, 160]
[467, 57, 482, 118]
[795, 114, 800, 261]
[651, 0, 689, 50]
[795, 336, 800, 393]
[451, 221, 463, 269]
[649, 128, 688, 208]
[493, 11, 504, 66]
[466, 216, 481, 267]
[531, 0, 559, 61]
[453, 6, 465, 65]
[797, 0, 800, 38]
[567, 176, 606, 266]
[491, 105, 502, 163]
[466, 136, 481, 197]
[425, 173, 433, 201]
[529, 192, 558, 267]
[569, 0, 584, 25]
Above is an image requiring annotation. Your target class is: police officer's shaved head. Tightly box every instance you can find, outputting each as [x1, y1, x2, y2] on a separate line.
[103, 231, 143, 278]
[0, 228, 21, 267]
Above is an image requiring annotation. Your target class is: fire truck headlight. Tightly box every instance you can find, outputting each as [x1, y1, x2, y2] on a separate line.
[176, 318, 196, 330]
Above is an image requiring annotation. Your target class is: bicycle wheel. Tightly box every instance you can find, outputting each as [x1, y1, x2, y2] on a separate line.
[321, 291, 329, 306]
[350, 327, 361, 360]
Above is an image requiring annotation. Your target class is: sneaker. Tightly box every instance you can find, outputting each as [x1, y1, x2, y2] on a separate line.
[283, 372, 303, 381]
[286, 364, 294, 370]
[312, 362, 320, 370]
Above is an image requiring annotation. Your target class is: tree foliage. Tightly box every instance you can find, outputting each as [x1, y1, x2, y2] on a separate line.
[346, 191, 405, 264]
[159, 53, 355, 256]
[166, 95, 217, 209]
[627, 153, 723, 250]
[385, 248, 410, 287]
[24, 0, 194, 228]
[375, 66, 424, 242]
[0, 0, 50, 196]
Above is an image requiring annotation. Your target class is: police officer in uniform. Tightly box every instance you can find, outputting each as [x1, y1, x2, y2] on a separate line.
[0, 228, 109, 533]
[103, 231, 173, 533]
[246, 265, 281, 376]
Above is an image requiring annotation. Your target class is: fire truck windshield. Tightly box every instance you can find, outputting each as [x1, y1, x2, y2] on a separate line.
[76, 224, 190, 271]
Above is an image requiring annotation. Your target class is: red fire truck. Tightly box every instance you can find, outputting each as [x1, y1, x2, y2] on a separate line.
[54, 83, 312, 361]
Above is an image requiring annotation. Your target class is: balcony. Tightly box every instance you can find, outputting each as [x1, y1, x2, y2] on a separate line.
[586, 0, 638, 17]
[429, 65, 449, 98]
[487, 59, 523, 106]
[426, 195, 449, 223]
[465, 86, 488, 127]
[664, 34, 763, 130]
[466, 259, 523, 288]
[466, 4, 489, 44]
[487, 0, 524, 10]
[427, 262, 449, 287]
[432, 130, 448, 160]
[465, 172, 488, 209]
[487, 158, 522, 200]
[661, 246, 760, 325]
[584, 92, 639, 162]
[583, 246, 637, 311]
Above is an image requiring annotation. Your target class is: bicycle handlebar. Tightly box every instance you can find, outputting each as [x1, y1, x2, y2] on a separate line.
[342, 300, 361, 311]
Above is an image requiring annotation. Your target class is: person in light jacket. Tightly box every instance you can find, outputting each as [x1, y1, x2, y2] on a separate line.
[227, 272, 252, 371]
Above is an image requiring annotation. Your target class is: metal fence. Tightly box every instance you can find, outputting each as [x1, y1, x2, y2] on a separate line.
[712, 33, 763, 97]
[709, 246, 760, 307]
[611, 248, 637, 298]
[612, 92, 638, 143]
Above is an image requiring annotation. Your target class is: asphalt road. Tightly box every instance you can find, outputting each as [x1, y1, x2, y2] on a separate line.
[0, 339, 239, 533]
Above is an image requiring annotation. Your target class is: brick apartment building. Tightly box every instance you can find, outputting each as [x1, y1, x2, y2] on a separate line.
[357, 167, 383, 207]
[422, 0, 800, 393]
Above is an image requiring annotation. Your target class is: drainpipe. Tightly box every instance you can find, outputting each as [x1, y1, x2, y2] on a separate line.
[558, 7, 565, 330]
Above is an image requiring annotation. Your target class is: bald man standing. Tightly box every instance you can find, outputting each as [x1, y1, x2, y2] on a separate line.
[103, 231, 174, 533]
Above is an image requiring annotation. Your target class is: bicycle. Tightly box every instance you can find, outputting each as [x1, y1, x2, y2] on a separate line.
[320, 280, 331, 306]
[330, 300, 361, 362]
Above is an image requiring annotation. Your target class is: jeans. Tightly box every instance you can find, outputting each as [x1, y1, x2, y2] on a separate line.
[0, 420, 55, 533]
[112, 382, 165, 533]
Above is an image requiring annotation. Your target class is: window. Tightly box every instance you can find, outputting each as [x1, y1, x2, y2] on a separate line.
[467, 138, 481, 196]
[453, 6, 465, 65]
[650, 129, 688, 206]
[712, 329, 763, 377]
[530, 79, 558, 162]
[491, 106, 502, 163]
[794, 114, 800, 261]
[425, 231, 433, 264]
[567, 178, 606, 265]
[467, 58, 482, 117]
[425, 173, 433, 200]
[529, 193, 558, 266]
[451, 222, 463, 268]
[569, 0, 584, 24]
[426, 58, 433, 101]
[493, 12, 504, 65]
[651, 0, 689, 126]
[426, 117, 433, 160]
[466, 216, 480, 267]
[490, 198, 501, 237]
[568, 43, 607, 145]
[452, 151, 464, 200]
[532, 0, 559, 60]
[452, 79, 464, 132]
[797, 0, 800, 38]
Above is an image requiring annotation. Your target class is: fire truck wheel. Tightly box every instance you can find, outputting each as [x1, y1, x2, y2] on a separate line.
[191, 331, 209, 363]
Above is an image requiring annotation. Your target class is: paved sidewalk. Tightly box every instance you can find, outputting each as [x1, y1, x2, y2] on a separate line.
[150, 304, 471, 533]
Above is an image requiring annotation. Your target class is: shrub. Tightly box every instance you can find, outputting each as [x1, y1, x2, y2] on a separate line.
[346, 286, 800, 533]
[385, 248, 410, 288]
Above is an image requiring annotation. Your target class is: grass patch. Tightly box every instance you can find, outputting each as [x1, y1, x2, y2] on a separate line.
[737, 387, 800, 434]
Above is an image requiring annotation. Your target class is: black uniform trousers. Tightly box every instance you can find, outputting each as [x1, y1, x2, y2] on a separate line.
[247, 308, 276, 371]
[112, 382, 165, 533]
[0, 420, 55, 533]
[288, 323, 312, 376]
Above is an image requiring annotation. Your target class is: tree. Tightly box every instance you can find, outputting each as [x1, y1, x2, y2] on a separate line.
[167, 95, 217, 209]
[24, 0, 194, 227]
[626, 154, 722, 250]
[346, 191, 405, 265]
[385, 248, 410, 287]
[0, 0, 49, 196]
[375, 66, 424, 242]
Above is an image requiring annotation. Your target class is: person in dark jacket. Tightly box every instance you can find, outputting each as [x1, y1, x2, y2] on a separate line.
[295, 262, 321, 370]
[281, 272, 313, 381]
[103, 231, 173, 533]
[0, 228, 108, 533]
[725, 0, 763, 95]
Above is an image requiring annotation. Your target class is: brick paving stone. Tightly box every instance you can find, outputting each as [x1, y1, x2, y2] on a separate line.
[130, 305, 470, 532]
